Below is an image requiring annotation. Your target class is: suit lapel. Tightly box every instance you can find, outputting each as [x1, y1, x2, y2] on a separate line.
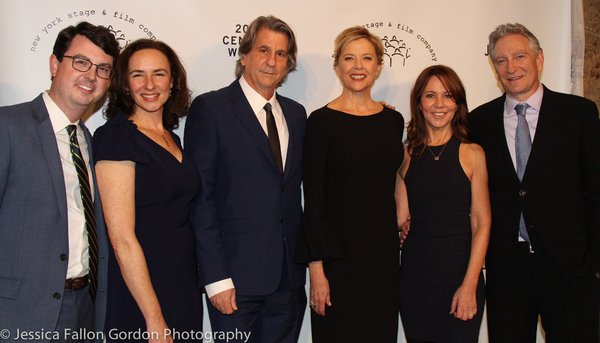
[80, 121, 101, 209]
[30, 96, 69, 232]
[279, 96, 297, 183]
[522, 86, 559, 181]
[227, 81, 283, 178]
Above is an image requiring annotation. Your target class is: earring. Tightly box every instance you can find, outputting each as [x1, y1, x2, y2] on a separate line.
[126, 90, 130, 95]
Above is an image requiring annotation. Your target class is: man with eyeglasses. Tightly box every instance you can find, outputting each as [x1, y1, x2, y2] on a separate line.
[62, 55, 115, 80]
[0, 22, 119, 342]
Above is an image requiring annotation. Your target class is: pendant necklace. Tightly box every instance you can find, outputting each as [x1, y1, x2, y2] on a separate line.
[162, 129, 171, 147]
[426, 141, 448, 161]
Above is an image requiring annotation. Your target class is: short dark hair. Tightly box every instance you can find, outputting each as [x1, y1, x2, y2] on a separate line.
[105, 39, 191, 131]
[234, 15, 297, 87]
[52, 21, 120, 65]
[407, 65, 471, 158]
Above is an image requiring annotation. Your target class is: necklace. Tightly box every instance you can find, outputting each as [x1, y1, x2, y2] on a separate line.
[426, 141, 448, 161]
[162, 130, 171, 148]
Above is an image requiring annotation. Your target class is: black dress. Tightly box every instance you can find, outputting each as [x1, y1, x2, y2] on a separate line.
[297, 106, 404, 343]
[399, 136, 485, 343]
[93, 113, 203, 342]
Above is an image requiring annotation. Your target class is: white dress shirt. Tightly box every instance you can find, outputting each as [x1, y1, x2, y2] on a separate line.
[204, 77, 290, 298]
[43, 91, 93, 279]
[239, 75, 289, 168]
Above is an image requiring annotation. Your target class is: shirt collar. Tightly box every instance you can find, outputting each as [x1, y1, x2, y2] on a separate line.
[239, 75, 277, 115]
[42, 91, 81, 133]
[505, 82, 544, 117]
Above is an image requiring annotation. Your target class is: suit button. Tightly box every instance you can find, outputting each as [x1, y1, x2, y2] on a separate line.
[519, 190, 526, 196]
[53, 292, 61, 300]
[279, 218, 284, 223]
[60, 253, 67, 261]
[282, 186, 286, 192]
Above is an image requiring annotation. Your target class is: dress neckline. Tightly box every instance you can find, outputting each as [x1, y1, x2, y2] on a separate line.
[325, 104, 386, 117]
[121, 114, 184, 164]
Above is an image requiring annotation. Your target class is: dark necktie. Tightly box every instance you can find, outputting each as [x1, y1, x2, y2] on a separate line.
[66, 125, 98, 299]
[515, 103, 531, 243]
[265, 103, 283, 175]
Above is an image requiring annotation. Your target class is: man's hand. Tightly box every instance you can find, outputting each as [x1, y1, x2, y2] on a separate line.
[399, 215, 410, 248]
[209, 288, 238, 315]
[378, 101, 396, 110]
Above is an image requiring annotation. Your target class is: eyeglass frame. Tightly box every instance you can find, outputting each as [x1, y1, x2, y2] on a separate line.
[62, 55, 114, 80]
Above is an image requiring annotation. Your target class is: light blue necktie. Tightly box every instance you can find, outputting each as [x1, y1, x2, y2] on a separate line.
[515, 103, 531, 243]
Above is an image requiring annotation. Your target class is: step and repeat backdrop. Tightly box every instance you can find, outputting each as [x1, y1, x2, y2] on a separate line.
[0, 0, 574, 341]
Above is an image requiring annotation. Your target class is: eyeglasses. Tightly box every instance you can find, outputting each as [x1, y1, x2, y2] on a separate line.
[63, 55, 114, 80]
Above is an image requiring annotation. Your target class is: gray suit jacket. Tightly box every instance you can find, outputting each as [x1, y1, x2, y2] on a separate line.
[0, 94, 108, 342]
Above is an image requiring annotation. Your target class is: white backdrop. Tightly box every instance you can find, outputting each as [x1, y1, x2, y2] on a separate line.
[0, 0, 573, 341]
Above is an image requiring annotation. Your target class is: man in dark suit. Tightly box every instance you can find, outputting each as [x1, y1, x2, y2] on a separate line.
[0, 22, 119, 342]
[184, 15, 307, 343]
[469, 23, 600, 343]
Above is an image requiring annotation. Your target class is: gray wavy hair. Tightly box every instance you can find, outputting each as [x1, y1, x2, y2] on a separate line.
[234, 15, 298, 87]
[488, 23, 542, 61]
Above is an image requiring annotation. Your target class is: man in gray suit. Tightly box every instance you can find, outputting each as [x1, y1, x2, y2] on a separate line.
[0, 22, 119, 342]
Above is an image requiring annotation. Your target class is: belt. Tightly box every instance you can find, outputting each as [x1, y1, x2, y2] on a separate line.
[517, 241, 534, 254]
[65, 276, 89, 290]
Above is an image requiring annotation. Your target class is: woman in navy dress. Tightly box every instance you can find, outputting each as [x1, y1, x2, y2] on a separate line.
[93, 39, 201, 342]
[396, 65, 490, 343]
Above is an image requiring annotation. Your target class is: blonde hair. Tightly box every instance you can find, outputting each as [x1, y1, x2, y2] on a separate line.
[333, 26, 384, 66]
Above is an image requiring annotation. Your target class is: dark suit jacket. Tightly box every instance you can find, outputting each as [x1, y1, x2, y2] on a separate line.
[469, 85, 600, 301]
[184, 80, 307, 296]
[0, 94, 109, 342]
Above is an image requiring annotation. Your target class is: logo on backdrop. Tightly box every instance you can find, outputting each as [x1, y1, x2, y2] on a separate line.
[222, 23, 247, 57]
[219, 21, 438, 66]
[363, 21, 438, 68]
[30, 9, 159, 52]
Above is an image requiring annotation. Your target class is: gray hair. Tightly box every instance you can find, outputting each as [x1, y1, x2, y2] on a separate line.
[488, 23, 542, 61]
[234, 15, 298, 87]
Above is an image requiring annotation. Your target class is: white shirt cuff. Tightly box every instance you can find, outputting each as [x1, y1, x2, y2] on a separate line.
[204, 278, 235, 298]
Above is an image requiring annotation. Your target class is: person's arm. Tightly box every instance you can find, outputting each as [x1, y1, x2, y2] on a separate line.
[302, 112, 334, 315]
[184, 95, 237, 315]
[580, 101, 600, 274]
[95, 160, 172, 343]
[451, 143, 491, 321]
[0, 114, 9, 209]
[395, 147, 411, 247]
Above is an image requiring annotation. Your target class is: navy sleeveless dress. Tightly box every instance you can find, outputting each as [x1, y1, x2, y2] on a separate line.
[399, 136, 484, 343]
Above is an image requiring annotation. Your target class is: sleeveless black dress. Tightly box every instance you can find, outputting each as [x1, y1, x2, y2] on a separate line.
[93, 113, 203, 342]
[399, 136, 484, 343]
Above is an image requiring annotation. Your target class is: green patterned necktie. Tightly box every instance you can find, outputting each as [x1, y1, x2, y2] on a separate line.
[66, 125, 98, 299]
